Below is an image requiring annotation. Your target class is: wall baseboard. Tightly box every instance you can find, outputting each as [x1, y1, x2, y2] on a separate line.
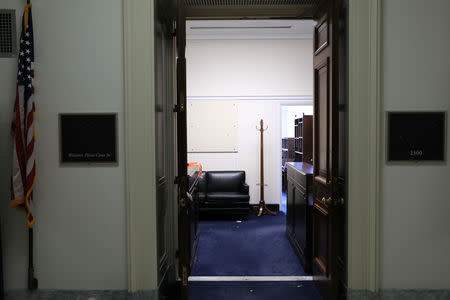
[348, 289, 450, 300]
[4, 290, 158, 300]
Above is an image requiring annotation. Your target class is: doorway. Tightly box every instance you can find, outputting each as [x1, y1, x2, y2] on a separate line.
[185, 20, 316, 282]
[180, 12, 342, 300]
[281, 105, 314, 213]
[125, 0, 381, 299]
[173, 0, 347, 299]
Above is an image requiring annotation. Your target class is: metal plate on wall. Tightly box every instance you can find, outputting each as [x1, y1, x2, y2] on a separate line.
[387, 112, 446, 161]
[59, 113, 118, 164]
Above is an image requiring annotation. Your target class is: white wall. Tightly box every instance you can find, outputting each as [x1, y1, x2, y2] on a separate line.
[281, 105, 313, 138]
[381, 0, 450, 289]
[187, 39, 313, 97]
[187, 38, 313, 206]
[0, 0, 126, 290]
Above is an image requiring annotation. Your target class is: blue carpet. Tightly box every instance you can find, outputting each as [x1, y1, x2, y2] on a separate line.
[191, 212, 306, 276]
[189, 281, 323, 300]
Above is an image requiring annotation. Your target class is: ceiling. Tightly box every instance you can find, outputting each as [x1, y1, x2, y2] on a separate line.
[185, 0, 323, 19]
[186, 19, 316, 40]
[185, 0, 319, 4]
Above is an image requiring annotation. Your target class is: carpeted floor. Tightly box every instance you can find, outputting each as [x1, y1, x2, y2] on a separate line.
[191, 212, 306, 276]
[189, 281, 323, 300]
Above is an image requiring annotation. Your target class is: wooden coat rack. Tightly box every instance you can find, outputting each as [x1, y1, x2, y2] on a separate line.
[256, 119, 276, 216]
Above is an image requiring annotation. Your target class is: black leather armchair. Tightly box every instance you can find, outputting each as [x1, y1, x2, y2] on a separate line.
[197, 171, 250, 218]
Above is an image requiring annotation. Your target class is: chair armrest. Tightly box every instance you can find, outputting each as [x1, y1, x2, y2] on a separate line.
[241, 183, 249, 195]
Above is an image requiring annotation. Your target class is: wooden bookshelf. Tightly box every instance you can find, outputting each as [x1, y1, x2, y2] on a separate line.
[294, 114, 313, 164]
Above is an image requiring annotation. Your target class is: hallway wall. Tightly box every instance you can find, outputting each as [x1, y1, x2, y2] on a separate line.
[0, 0, 126, 290]
[186, 38, 314, 207]
[381, 0, 450, 289]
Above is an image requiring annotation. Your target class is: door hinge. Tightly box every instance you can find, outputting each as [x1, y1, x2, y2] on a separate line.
[182, 265, 188, 286]
[173, 103, 185, 113]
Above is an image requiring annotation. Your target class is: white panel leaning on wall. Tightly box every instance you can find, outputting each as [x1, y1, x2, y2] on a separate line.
[187, 100, 239, 153]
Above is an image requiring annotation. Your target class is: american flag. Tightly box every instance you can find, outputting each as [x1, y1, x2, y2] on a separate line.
[10, 4, 36, 228]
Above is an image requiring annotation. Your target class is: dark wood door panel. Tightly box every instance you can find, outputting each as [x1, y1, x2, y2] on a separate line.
[314, 57, 331, 185]
[312, 0, 346, 299]
[314, 13, 329, 55]
[313, 203, 329, 276]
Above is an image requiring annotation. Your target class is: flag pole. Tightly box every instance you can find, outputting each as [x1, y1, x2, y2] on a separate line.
[26, 0, 36, 289]
[28, 226, 37, 290]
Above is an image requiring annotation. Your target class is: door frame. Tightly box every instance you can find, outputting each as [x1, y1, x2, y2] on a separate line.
[123, 0, 382, 294]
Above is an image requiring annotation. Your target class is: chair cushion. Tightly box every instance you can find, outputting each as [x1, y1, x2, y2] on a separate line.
[206, 171, 245, 192]
[207, 192, 250, 203]
[198, 192, 206, 203]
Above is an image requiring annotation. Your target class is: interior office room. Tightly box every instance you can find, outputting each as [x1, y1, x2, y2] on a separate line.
[184, 18, 319, 284]
[0, 0, 449, 300]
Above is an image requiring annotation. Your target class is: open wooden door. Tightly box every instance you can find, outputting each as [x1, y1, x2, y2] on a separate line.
[312, 0, 347, 299]
[154, 1, 179, 299]
[175, 0, 190, 299]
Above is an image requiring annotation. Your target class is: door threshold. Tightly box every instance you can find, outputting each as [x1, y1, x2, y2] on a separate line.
[188, 276, 314, 282]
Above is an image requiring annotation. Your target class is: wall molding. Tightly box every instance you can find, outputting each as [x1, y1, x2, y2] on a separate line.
[187, 95, 313, 103]
[187, 33, 313, 40]
[123, 0, 158, 293]
[348, 0, 381, 292]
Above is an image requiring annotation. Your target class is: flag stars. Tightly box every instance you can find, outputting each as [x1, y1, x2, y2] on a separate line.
[20, 52, 24, 56]
[25, 32, 30, 37]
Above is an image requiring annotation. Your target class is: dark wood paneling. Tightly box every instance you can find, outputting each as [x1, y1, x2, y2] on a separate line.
[302, 115, 314, 164]
[314, 58, 330, 184]
[155, 1, 177, 297]
[314, 15, 329, 55]
[286, 162, 314, 273]
[313, 203, 329, 275]
[312, 1, 347, 299]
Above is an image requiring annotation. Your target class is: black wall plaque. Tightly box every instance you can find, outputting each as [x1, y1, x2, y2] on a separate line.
[387, 112, 446, 161]
[60, 114, 117, 163]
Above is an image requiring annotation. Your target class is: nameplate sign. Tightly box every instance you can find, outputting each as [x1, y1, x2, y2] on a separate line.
[387, 112, 446, 161]
[60, 113, 117, 163]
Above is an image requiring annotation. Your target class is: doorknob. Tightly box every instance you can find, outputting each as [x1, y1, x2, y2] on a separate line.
[321, 197, 332, 205]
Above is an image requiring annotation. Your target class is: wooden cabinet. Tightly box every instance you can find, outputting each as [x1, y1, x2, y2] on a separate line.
[286, 162, 314, 273]
[294, 114, 313, 164]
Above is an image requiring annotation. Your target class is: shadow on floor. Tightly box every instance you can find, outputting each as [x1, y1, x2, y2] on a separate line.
[189, 281, 323, 300]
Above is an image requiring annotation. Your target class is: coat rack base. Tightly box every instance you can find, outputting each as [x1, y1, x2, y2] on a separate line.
[257, 202, 276, 216]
